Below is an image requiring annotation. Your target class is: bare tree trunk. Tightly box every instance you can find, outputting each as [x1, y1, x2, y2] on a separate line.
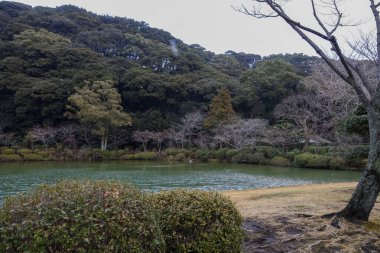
[339, 106, 380, 220]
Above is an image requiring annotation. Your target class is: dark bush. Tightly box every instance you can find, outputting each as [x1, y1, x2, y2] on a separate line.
[195, 149, 209, 161]
[329, 157, 345, 170]
[256, 146, 278, 159]
[0, 181, 165, 253]
[249, 152, 268, 164]
[153, 190, 243, 252]
[215, 148, 228, 161]
[231, 154, 245, 163]
[173, 152, 187, 161]
[226, 149, 239, 161]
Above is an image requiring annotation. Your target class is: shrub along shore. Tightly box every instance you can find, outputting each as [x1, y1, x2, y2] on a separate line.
[0, 181, 243, 252]
[0, 145, 369, 170]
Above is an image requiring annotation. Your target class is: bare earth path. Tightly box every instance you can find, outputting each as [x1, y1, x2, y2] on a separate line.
[223, 183, 380, 253]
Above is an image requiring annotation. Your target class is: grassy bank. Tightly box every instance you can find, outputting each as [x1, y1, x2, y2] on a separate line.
[224, 183, 380, 252]
[0, 145, 369, 171]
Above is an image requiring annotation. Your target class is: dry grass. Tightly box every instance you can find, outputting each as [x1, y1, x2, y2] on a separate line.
[223, 183, 380, 253]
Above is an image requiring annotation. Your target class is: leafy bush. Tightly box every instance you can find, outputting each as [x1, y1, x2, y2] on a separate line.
[215, 148, 228, 161]
[153, 190, 243, 252]
[121, 154, 135, 160]
[344, 145, 369, 167]
[329, 157, 345, 170]
[0, 154, 22, 161]
[116, 149, 127, 157]
[17, 148, 33, 155]
[285, 151, 297, 161]
[256, 146, 278, 159]
[231, 154, 245, 163]
[165, 148, 182, 156]
[195, 149, 209, 161]
[294, 153, 315, 167]
[22, 154, 44, 161]
[0, 181, 165, 253]
[249, 152, 268, 164]
[270, 156, 291, 167]
[173, 152, 187, 161]
[1, 148, 16, 155]
[307, 155, 331, 169]
[134, 152, 157, 160]
[226, 149, 239, 161]
[35, 151, 49, 158]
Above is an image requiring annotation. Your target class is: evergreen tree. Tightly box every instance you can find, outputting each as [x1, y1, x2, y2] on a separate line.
[66, 80, 132, 150]
[204, 88, 235, 129]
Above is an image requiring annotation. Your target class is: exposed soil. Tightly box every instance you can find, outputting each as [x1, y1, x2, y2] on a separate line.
[223, 183, 380, 253]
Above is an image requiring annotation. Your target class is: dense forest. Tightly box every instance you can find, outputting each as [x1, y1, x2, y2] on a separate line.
[0, 1, 365, 151]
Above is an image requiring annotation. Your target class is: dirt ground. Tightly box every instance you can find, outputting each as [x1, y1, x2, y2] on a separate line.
[223, 183, 380, 253]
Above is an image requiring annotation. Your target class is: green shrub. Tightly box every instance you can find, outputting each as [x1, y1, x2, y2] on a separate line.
[134, 152, 157, 160]
[329, 157, 345, 169]
[153, 190, 243, 252]
[307, 155, 331, 169]
[22, 154, 44, 161]
[1, 148, 16, 155]
[344, 145, 369, 167]
[0, 181, 165, 253]
[270, 156, 291, 167]
[256, 146, 278, 159]
[209, 150, 218, 159]
[215, 148, 228, 161]
[121, 154, 135, 160]
[0, 154, 22, 161]
[173, 152, 187, 161]
[165, 148, 182, 156]
[17, 148, 33, 155]
[231, 154, 245, 163]
[36, 151, 49, 158]
[195, 149, 209, 162]
[226, 149, 239, 161]
[249, 152, 268, 164]
[294, 153, 315, 167]
[116, 149, 127, 157]
[285, 151, 297, 161]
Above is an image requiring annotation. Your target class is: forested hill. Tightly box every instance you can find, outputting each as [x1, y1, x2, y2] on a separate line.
[0, 1, 319, 133]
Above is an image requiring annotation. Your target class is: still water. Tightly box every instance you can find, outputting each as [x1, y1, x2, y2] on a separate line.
[0, 161, 361, 202]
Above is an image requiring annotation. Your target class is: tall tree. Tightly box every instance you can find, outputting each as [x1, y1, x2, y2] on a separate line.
[238, 0, 380, 221]
[66, 80, 131, 150]
[204, 88, 235, 129]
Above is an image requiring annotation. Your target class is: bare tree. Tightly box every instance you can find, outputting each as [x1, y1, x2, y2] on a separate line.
[0, 132, 19, 147]
[150, 131, 168, 152]
[29, 126, 57, 150]
[132, 130, 152, 152]
[57, 125, 78, 149]
[237, 0, 380, 220]
[167, 126, 187, 149]
[213, 118, 269, 149]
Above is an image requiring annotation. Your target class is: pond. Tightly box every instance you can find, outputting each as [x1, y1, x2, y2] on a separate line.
[0, 161, 361, 203]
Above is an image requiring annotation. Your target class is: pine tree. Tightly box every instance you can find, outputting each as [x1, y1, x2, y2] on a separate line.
[204, 88, 235, 129]
[66, 80, 132, 150]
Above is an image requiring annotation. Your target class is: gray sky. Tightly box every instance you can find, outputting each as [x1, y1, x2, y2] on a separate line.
[14, 0, 373, 56]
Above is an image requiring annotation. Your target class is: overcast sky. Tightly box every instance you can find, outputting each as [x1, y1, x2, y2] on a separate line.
[14, 0, 373, 56]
